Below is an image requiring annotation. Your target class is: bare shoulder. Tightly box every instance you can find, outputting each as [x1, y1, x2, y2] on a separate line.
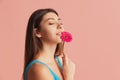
[28, 63, 54, 80]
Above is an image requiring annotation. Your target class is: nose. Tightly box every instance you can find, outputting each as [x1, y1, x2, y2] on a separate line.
[57, 23, 64, 31]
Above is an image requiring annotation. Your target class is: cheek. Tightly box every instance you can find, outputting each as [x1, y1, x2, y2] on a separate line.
[41, 27, 57, 38]
[44, 24, 57, 32]
[41, 22, 58, 35]
[41, 29, 50, 37]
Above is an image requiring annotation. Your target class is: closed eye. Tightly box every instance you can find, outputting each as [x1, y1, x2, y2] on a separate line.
[48, 22, 63, 25]
[49, 23, 55, 25]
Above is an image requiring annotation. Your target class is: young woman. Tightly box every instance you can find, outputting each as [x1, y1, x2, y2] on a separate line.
[23, 8, 76, 80]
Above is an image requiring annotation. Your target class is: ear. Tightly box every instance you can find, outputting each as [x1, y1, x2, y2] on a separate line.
[33, 28, 42, 38]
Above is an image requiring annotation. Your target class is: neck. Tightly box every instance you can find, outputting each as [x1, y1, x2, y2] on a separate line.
[34, 41, 58, 63]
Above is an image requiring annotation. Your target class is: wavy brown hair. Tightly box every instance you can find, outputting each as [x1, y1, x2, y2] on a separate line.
[22, 8, 62, 80]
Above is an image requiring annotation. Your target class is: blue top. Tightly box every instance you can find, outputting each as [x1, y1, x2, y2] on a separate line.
[24, 56, 63, 80]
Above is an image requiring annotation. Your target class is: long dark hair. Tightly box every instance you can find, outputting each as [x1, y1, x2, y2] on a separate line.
[22, 8, 62, 80]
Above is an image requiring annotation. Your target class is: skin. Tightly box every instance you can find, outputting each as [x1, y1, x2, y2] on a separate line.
[28, 12, 76, 80]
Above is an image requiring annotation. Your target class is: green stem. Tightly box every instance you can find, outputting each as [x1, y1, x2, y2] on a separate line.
[62, 42, 65, 55]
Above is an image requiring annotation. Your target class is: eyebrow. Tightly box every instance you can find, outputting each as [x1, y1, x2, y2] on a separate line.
[45, 18, 61, 22]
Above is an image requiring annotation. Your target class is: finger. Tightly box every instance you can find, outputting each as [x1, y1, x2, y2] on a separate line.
[62, 53, 69, 65]
[59, 52, 64, 57]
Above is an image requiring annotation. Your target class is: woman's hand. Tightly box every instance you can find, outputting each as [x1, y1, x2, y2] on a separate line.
[61, 53, 76, 80]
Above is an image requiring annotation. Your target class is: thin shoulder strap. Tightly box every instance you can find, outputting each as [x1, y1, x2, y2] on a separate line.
[55, 56, 63, 69]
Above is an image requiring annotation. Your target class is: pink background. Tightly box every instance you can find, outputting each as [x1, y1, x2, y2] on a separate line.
[0, 0, 120, 80]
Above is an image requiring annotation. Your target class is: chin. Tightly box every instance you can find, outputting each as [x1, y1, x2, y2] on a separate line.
[54, 36, 61, 43]
[56, 39, 62, 43]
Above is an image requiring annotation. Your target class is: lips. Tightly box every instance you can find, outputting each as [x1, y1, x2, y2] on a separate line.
[56, 33, 62, 36]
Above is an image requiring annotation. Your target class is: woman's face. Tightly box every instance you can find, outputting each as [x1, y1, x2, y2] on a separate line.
[39, 12, 64, 44]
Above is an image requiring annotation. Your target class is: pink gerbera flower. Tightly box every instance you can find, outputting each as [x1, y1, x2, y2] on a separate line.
[60, 31, 73, 55]
[60, 32, 72, 42]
